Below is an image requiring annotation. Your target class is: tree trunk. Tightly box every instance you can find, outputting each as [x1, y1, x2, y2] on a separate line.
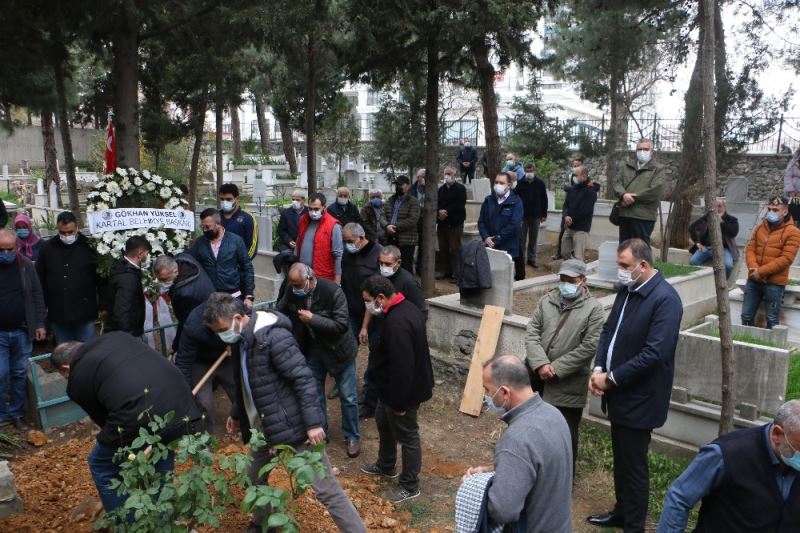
[253, 91, 270, 154]
[698, 0, 735, 436]
[41, 109, 61, 208]
[421, 35, 439, 297]
[54, 59, 80, 223]
[229, 98, 242, 159]
[472, 38, 500, 181]
[188, 88, 208, 212]
[111, 5, 140, 169]
[305, 33, 317, 194]
[278, 115, 298, 174]
[605, 73, 624, 200]
[215, 97, 224, 208]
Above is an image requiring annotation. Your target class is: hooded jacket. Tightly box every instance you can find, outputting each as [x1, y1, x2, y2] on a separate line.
[169, 252, 215, 324]
[232, 311, 325, 446]
[66, 331, 201, 447]
[36, 232, 98, 324]
[105, 257, 145, 337]
[524, 287, 605, 408]
[745, 216, 800, 286]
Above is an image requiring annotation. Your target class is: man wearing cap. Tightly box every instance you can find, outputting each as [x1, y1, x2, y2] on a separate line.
[741, 196, 800, 329]
[523, 259, 604, 474]
[278, 189, 308, 252]
[382, 175, 420, 274]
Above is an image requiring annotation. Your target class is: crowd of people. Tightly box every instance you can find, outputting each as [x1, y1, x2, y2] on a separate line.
[0, 141, 797, 532]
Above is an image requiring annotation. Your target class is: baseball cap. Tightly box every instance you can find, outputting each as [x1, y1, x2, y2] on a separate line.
[559, 259, 587, 278]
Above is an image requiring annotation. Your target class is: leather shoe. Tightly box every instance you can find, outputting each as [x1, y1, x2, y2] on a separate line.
[346, 440, 361, 458]
[586, 512, 624, 528]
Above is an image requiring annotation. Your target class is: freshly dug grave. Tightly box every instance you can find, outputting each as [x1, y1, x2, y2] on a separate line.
[0, 437, 415, 532]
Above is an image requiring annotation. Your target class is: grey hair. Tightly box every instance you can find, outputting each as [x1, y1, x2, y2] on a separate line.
[51, 341, 84, 369]
[368, 189, 382, 198]
[343, 223, 365, 238]
[289, 262, 314, 280]
[483, 355, 530, 390]
[379, 245, 402, 261]
[775, 400, 800, 434]
[202, 292, 246, 327]
[153, 255, 177, 274]
[637, 138, 654, 148]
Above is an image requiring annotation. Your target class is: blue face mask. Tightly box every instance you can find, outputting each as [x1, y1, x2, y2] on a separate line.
[293, 279, 309, 297]
[15, 228, 30, 239]
[370, 198, 383, 207]
[0, 252, 16, 264]
[559, 282, 580, 299]
[483, 388, 508, 416]
[781, 436, 800, 472]
[345, 242, 359, 254]
[766, 212, 782, 224]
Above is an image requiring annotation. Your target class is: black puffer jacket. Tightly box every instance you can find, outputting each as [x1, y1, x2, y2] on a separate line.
[341, 240, 382, 324]
[233, 311, 325, 446]
[276, 277, 357, 373]
[105, 257, 145, 337]
[169, 252, 216, 351]
[67, 331, 201, 447]
[175, 302, 229, 384]
[35, 233, 98, 324]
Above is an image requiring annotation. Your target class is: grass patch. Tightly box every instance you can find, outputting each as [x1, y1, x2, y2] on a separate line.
[703, 328, 785, 348]
[654, 260, 700, 278]
[0, 192, 20, 205]
[789, 279, 800, 286]
[578, 425, 697, 527]
[787, 353, 800, 401]
[406, 502, 434, 526]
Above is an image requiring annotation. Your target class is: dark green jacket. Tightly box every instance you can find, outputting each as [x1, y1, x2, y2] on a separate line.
[613, 158, 664, 221]
[382, 193, 420, 246]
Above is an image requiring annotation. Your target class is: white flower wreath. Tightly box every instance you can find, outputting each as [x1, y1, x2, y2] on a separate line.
[86, 167, 192, 277]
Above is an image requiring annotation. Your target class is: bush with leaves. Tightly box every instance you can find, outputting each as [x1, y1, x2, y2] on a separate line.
[93, 411, 326, 533]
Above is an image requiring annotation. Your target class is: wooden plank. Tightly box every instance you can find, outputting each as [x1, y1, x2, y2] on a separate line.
[459, 305, 506, 416]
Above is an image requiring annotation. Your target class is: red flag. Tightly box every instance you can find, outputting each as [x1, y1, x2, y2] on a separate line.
[104, 119, 116, 174]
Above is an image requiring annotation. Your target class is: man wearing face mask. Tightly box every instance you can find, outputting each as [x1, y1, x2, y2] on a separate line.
[278, 189, 308, 252]
[360, 189, 387, 243]
[360, 275, 433, 503]
[153, 253, 215, 352]
[276, 263, 360, 458]
[457, 138, 478, 183]
[658, 399, 800, 532]
[296, 192, 344, 284]
[190, 208, 255, 309]
[561, 165, 598, 261]
[523, 259, 604, 474]
[105, 236, 152, 339]
[741, 196, 800, 329]
[478, 173, 525, 280]
[328, 187, 364, 228]
[36, 211, 99, 343]
[0, 228, 45, 431]
[436, 166, 467, 281]
[382, 175, 420, 274]
[501, 153, 525, 182]
[204, 292, 366, 532]
[218, 183, 258, 259]
[553, 156, 587, 260]
[515, 162, 548, 268]
[462, 356, 572, 532]
[613, 139, 664, 245]
[587, 238, 683, 532]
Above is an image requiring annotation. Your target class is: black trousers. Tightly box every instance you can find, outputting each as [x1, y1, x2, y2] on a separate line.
[555, 215, 566, 257]
[556, 405, 582, 477]
[618, 217, 655, 246]
[461, 165, 476, 183]
[399, 245, 415, 274]
[610, 423, 652, 533]
[375, 401, 421, 491]
[513, 257, 525, 281]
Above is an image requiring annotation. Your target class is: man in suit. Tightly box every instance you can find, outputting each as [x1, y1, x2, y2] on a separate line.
[586, 238, 683, 532]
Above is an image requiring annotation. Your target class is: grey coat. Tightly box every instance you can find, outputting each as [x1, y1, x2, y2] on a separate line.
[456, 240, 492, 289]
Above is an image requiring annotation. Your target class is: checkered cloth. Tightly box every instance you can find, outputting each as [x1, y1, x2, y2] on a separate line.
[454, 472, 503, 533]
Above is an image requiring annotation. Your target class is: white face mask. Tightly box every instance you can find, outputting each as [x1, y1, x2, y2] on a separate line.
[464, 142, 471, 147]
[60, 234, 77, 245]
[364, 299, 383, 316]
[292, 200, 303, 210]
[218, 317, 242, 344]
[309, 210, 322, 221]
[483, 388, 507, 415]
[221, 200, 235, 212]
[524, 173, 535, 181]
[444, 174, 454, 184]
[510, 181, 517, 190]
[379, 265, 396, 277]
[617, 265, 642, 288]
[337, 197, 348, 206]
[494, 184, 507, 196]
[636, 149, 652, 164]
[140, 255, 152, 270]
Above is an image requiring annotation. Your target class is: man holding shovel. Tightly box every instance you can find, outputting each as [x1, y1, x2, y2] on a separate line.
[51, 332, 202, 512]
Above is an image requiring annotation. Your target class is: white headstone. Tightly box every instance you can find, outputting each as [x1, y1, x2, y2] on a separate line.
[1, 165, 8, 181]
[596, 241, 619, 281]
[472, 178, 491, 201]
[255, 215, 273, 252]
[460, 247, 514, 316]
[262, 169, 274, 185]
[48, 181, 58, 208]
[547, 190, 556, 211]
[253, 180, 267, 204]
[37, 178, 45, 196]
[245, 169, 256, 184]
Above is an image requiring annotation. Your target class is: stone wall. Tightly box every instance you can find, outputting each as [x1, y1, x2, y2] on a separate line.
[0, 126, 104, 170]
[583, 151, 792, 202]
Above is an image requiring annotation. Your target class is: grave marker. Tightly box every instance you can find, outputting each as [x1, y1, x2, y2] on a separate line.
[472, 178, 491, 201]
[459, 305, 505, 416]
[460, 248, 514, 316]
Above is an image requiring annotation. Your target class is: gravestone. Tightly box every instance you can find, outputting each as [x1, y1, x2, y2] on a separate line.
[592, 241, 619, 282]
[255, 215, 273, 253]
[1, 165, 8, 181]
[245, 169, 256, 184]
[547, 190, 556, 211]
[253, 179, 267, 205]
[0, 461, 22, 518]
[460, 247, 514, 316]
[472, 178, 491, 202]
[726, 177, 749, 203]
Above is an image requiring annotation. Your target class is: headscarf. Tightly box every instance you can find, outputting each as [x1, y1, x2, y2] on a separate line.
[14, 213, 40, 259]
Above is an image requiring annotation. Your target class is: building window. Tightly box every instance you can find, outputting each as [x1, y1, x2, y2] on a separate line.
[344, 92, 359, 109]
[367, 90, 381, 106]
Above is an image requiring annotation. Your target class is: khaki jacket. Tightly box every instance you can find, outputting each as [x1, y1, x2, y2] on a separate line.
[613, 158, 664, 221]
[524, 287, 605, 408]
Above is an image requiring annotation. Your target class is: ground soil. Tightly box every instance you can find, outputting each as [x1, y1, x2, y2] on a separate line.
[2, 248, 626, 532]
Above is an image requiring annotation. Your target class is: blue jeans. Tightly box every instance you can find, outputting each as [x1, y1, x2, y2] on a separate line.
[0, 329, 31, 421]
[51, 321, 95, 344]
[689, 247, 734, 278]
[88, 439, 175, 512]
[307, 354, 360, 442]
[741, 279, 785, 328]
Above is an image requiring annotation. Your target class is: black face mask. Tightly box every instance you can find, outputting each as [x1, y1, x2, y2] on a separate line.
[203, 228, 218, 240]
[395, 185, 404, 196]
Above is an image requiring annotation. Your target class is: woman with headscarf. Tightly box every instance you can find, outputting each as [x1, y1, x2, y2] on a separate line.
[784, 147, 800, 226]
[14, 213, 43, 261]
